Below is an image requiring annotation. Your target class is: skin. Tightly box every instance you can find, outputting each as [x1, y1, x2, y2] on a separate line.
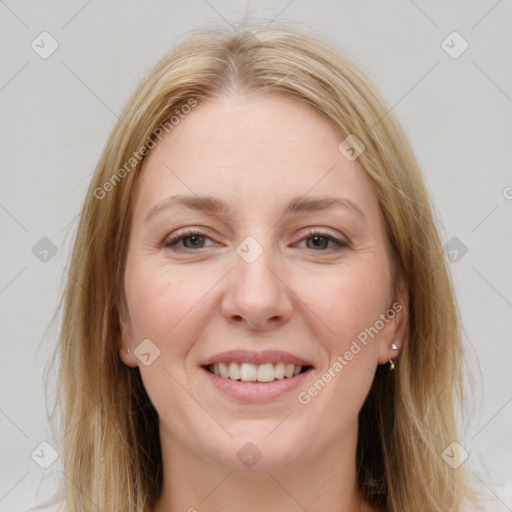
[119, 92, 407, 512]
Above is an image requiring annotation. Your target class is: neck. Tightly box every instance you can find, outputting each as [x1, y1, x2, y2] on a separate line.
[152, 419, 379, 512]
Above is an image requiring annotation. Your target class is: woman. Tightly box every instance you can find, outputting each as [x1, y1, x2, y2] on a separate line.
[46, 22, 479, 511]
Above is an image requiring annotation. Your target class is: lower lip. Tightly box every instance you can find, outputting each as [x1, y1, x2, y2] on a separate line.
[201, 367, 314, 403]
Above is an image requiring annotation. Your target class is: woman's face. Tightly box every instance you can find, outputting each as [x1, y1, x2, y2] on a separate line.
[120, 92, 406, 470]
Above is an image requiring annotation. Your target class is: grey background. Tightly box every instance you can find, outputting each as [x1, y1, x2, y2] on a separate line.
[1, 1, 511, 510]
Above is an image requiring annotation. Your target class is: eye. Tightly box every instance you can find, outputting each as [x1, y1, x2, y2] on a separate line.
[162, 227, 349, 252]
[297, 228, 349, 251]
[163, 229, 216, 250]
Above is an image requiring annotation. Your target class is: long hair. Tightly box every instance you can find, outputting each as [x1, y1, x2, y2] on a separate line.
[45, 22, 476, 511]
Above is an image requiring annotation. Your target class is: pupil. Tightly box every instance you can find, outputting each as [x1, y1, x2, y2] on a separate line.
[186, 235, 202, 248]
[309, 235, 327, 249]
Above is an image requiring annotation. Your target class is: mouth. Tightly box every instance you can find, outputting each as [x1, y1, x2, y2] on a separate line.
[199, 350, 316, 401]
[203, 361, 314, 383]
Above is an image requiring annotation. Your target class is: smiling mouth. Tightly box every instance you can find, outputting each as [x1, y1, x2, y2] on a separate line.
[203, 361, 313, 383]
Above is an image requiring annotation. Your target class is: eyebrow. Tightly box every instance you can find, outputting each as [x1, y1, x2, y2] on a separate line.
[144, 194, 366, 222]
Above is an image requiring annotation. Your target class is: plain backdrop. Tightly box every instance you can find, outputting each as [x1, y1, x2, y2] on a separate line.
[1, 1, 511, 511]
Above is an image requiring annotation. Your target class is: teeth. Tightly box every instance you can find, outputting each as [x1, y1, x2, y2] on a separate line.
[275, 362, 285, 379]
[240, 362, 257, 381]
[257, 363, 275, 383]
[228, 361, 240, 380]
[209, 362, 304, 382]
[219, 362, 229, 378]
[285, 363, 295, 378]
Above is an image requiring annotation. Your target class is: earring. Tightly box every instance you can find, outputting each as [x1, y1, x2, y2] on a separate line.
[389, 343, 398, 370]
[127, 348, 131, 353]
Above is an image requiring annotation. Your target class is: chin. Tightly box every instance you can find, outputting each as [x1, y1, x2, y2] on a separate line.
[198, 426, 306, 472]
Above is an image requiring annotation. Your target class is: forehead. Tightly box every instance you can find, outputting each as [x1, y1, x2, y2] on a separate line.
[133, 92, 380, 220]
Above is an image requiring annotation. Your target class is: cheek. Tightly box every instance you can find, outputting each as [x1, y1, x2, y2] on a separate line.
[123, 260, 214, 361]
[293, 260, 390, 419]
[297, 260, 390, 355]
[123, 262, 215, 419]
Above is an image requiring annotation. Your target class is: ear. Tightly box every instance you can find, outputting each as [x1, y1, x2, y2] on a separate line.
[118, 307, 139, 368]
[377, 281, 408, 365]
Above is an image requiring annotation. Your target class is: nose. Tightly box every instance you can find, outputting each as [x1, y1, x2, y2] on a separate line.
[221, 244, 293, 332]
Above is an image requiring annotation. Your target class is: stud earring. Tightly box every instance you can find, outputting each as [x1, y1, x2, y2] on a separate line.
[127, 348, 131, 353]
[391, 343, 398, 350]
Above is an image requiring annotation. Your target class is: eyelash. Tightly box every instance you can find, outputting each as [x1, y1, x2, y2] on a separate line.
[163, 227, 349, 252]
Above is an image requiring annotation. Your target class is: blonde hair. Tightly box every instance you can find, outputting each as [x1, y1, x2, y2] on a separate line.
[44, 22, 476, 512]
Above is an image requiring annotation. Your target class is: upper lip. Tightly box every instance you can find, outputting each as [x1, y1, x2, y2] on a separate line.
[200, 350, 315, 368]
